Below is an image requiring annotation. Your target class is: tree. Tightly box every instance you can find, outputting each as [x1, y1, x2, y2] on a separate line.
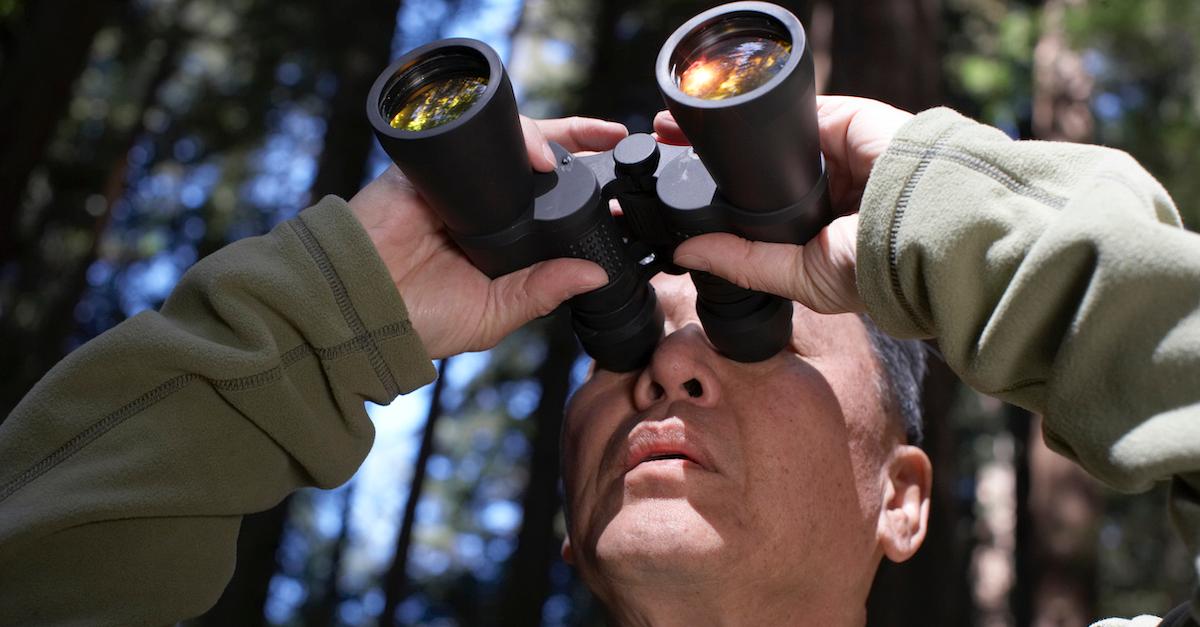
[819, 2, 974, 624]
[381, 358, 453, 626]
[309, 0, 404, 200]
[827, 0, 942, 111]
[199, 3, 404, 621]
[1016, 5, 1101, 622]
[497, 315, 578, 626]
[0, 2, 187, 420]
[0, 0, 125, 264]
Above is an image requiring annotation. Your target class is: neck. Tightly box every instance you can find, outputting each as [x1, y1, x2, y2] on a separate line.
[597, 576, 868, 627]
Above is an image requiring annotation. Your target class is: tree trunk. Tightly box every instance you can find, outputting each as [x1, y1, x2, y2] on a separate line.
[308, 0, 404, 202]
[867, 353, 973, 627]
[191, 499, 292, 627]
[0, 0, 125, 264]
[576, 1, 810, 129]
[1032, 0, 1094, 142]
[827, 0, 942, 111]
[497, 316, 579, 627]
[0, 15, 185, 421]
[381, 358, 452, 626]
[1024, 3, 1100, 623]
[304, 484, 357, 627]
[836, 3, 956, 624]
[1009, 405, 1035, 627]
[1027, 414, 1102, 627]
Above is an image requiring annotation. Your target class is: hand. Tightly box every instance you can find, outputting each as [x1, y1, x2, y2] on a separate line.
[655, 96, 913, 314]
[349, 116, 629, 359]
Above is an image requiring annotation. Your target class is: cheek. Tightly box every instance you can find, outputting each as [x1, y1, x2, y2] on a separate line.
[741, 380, 855, 496]
[561, 389, 631, 540]
[734, 363, 875, 545]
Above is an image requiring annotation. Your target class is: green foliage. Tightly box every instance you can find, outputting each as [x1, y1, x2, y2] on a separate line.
[945, 0, 1200, 228]
[1063, 0, 1200, 228]
[0, 0, 21, 21]
[5, 0, 1200, 624]
[944, 0, 1038, 134]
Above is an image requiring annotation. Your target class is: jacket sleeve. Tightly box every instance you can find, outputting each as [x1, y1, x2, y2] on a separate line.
[0, 196, 438, 626]
[856, 108, 1200, 618]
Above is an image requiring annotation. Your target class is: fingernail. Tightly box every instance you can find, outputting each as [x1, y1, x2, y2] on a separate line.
[674, 254, 709, 272]
[542, 143, 556, 166]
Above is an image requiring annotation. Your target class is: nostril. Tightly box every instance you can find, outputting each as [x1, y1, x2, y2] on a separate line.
[682, 378, 703, 398]
[650, 382, 665, 400]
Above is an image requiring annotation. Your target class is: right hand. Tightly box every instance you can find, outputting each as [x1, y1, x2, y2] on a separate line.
[658, 96, 914, 314]
[348, 116, 629, 360]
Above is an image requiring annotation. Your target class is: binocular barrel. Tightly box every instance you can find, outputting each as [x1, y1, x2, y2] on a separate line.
[367, 39, 662, 372]
[655, 1, 832, 362]
[658, 2, 822, 213]
[366, 1, 831, 371]
[368, 40, 531, 250]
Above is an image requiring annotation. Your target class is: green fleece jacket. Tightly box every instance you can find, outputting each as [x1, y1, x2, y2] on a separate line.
[0, 108, 1197, 625]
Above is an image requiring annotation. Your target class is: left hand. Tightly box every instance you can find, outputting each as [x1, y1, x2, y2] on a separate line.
[348, 116, 629, 359]
[655, 96, 913, 314]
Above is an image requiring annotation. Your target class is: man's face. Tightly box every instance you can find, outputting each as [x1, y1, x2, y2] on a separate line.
[561, 273, 916, 604]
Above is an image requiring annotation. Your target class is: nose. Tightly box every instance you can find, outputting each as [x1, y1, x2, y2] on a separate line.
[633, 323, 722, 411]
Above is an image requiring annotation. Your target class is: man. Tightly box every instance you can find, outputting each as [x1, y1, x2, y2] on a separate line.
[560, 271, 931, 626]
[555, 98, 1200, 626]
[0, 94, 1197, 626]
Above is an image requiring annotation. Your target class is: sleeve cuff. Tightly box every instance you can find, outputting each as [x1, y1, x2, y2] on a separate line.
[855, 107, 980, 339]
[293, 195, 438, 397]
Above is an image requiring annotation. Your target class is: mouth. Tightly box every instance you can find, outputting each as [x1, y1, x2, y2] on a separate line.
[640, 452, 692, 463]
[621, 418, 711, 474]
[632, 451, 696, 470]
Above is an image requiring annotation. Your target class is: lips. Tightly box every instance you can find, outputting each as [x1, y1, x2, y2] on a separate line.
[622, 418, 712, 474]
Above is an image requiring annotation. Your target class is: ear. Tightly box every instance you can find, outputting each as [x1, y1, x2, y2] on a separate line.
[561, 535, 575, 565]
[876, 445, 932, 563]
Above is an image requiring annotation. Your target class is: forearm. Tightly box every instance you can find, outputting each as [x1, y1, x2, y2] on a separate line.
[0, 196, 436, 625]
[857, 108, 1199, 489]
[856, 108, 1200, 619]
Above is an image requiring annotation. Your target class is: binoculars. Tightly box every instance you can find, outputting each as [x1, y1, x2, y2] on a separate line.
[366, 1, 831, 372]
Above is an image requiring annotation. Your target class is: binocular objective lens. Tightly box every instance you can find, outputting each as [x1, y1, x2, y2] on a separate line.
[388, 75, 489, 131]
[678, 35, 791, 100]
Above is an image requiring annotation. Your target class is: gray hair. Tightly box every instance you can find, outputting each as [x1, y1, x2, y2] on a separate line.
[859, 314, 929, 446]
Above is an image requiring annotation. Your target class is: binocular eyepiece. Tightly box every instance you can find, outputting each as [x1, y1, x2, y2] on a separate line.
[367, 1, 831, 372]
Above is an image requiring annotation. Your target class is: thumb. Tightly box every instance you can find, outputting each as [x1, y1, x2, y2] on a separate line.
[482, 258, 609, 341]
[673, 215, 863, 314]
[674, 232, 806, 299]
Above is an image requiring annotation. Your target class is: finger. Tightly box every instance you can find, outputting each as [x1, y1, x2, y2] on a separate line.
[534, 116, 628, 153]
[673, 232, 804, 301]
[521, 115, 558, 172]
[483, 258, 609, 340]
[652, 110, 689, 145]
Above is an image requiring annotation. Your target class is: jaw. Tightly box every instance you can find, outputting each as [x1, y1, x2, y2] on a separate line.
[577, 512, 871, 627]
[583, 496, 731, 587]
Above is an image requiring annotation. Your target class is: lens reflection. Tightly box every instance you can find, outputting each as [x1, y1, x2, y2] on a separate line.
[678, 36, 791, 100]
[389, 75, 488, 131]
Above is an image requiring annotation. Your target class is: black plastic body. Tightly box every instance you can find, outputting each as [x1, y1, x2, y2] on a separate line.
[366, 2, 831, 371]
[652, 1, 831, 362]
[368, 40, 661, 372]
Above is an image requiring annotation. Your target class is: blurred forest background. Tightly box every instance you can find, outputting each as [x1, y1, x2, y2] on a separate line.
[2, 0, 1198, 625]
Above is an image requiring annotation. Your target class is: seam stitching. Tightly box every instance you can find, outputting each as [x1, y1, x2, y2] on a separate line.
[890, 141, 1068, 209]
[887, 139, 947, 333]
[0, 373, 196, 504]
[0, 324, 410, 504]
[290, 217, 400, 397]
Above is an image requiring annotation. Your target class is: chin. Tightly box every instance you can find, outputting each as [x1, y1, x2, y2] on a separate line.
[589, 497, 731, 583]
